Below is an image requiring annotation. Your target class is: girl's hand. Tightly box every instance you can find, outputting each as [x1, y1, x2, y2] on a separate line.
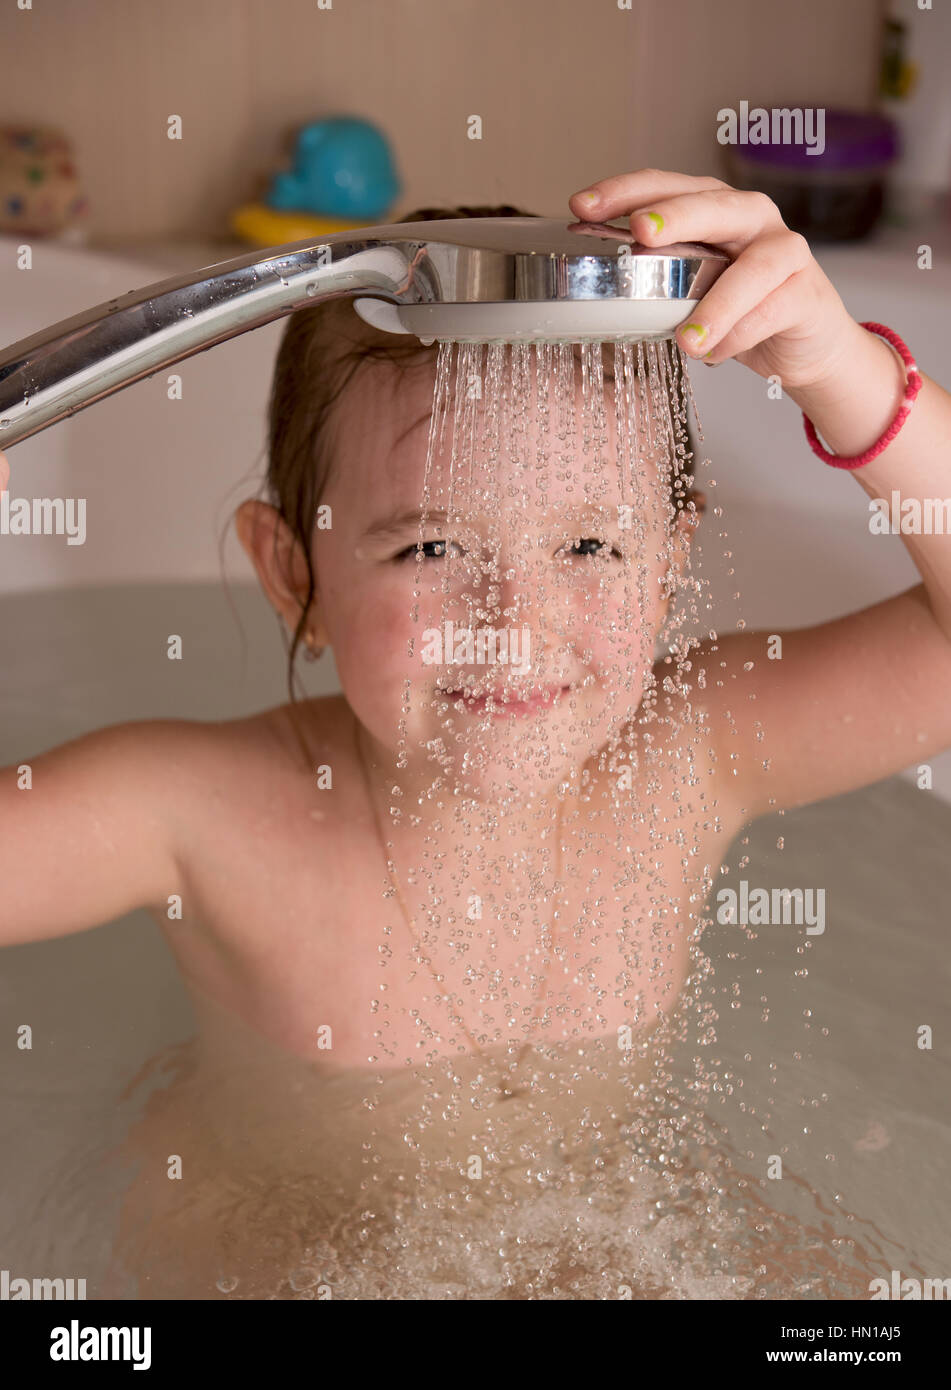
[568, 169, 861, 395]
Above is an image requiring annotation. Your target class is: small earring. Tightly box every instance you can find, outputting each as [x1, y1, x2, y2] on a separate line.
[301, 630, 325, 662]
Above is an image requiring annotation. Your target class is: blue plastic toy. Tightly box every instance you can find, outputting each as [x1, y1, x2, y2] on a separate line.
[265, 117, 400, 222]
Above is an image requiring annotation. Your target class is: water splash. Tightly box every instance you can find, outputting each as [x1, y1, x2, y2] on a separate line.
[100, 338, 925, 1302]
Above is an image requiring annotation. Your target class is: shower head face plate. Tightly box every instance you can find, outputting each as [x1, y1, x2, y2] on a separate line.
[352, 297, 706, 344]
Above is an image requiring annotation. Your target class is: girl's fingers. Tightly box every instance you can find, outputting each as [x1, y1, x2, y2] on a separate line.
[672, 229, 814, 357]
[626, 186, 788, 256]
[704, 270, 819, 367]
[569, 169, 729, 221]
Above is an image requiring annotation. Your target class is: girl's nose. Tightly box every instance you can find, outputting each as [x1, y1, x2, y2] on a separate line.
[487, 549, 551, 621]
[442, 536, 577, 638]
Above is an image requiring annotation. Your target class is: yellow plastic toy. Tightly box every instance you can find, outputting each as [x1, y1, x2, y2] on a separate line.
[230, 203, 366, 247]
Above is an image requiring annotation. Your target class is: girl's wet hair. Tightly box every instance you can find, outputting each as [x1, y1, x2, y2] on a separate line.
[264, 204, 700, 697]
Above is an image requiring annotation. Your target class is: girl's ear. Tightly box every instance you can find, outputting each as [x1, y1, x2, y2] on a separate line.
[235, 499, 324, 641]
[670, 490, 705, 551]
[662, 489, 705, 602]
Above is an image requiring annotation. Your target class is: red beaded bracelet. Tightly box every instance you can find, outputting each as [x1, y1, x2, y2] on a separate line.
[802, 322, 923, 469]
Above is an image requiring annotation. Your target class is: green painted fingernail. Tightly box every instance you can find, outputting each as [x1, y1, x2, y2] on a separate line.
[681, 322, 708, 346]
[644, 211, 664, 234]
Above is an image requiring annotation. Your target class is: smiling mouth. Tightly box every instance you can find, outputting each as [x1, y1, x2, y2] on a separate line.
[442, 684, 570, 715]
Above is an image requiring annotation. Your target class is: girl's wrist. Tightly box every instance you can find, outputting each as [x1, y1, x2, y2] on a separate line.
[785, 319, 908, 460]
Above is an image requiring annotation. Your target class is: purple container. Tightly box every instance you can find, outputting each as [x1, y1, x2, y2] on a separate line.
[723, 108, 900, 241]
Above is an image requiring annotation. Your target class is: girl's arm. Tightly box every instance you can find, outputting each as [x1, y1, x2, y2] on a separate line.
[699, 325, 951, 821]
[570, 171, 951, 819]
[0, 722, 186, 945]
[792, 319, 951, 639]
[692, 582, 951, 821]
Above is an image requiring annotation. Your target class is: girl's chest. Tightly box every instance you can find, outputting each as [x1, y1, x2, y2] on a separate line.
[180, 776, 727, 1068]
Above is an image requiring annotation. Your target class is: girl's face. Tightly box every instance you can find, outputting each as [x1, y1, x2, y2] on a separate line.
[308, 355, 690, 807]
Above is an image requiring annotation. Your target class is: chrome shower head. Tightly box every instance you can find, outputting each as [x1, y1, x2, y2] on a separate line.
[349, 217, 729, 345]
[0, 216, 729, 446]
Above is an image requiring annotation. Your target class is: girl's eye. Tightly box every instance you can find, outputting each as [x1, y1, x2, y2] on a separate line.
[395, 538, 466, 562]
[561, 537, 622, 560]
[393, 537, 623, 562]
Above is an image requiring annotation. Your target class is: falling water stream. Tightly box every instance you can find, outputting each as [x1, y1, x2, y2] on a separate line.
[99, 339, 920, 1300]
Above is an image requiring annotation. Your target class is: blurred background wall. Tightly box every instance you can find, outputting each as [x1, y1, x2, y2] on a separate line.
[0, 0, 884, 245]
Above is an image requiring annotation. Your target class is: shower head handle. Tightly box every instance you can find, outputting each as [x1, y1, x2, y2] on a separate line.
[0, 217, 729, 447]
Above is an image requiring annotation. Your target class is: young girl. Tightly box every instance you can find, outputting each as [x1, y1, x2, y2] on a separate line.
[3, 168, 951, 1300]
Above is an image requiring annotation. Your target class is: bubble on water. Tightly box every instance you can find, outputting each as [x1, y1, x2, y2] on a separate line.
[288, 1265, 321, 1290]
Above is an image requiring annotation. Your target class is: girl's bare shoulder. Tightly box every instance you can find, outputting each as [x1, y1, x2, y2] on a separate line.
[115, 695, 353, 794]
[173, 694, 351, 773]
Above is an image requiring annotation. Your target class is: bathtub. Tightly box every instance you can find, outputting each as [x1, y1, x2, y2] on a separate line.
[1, 229, 950, 1299]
